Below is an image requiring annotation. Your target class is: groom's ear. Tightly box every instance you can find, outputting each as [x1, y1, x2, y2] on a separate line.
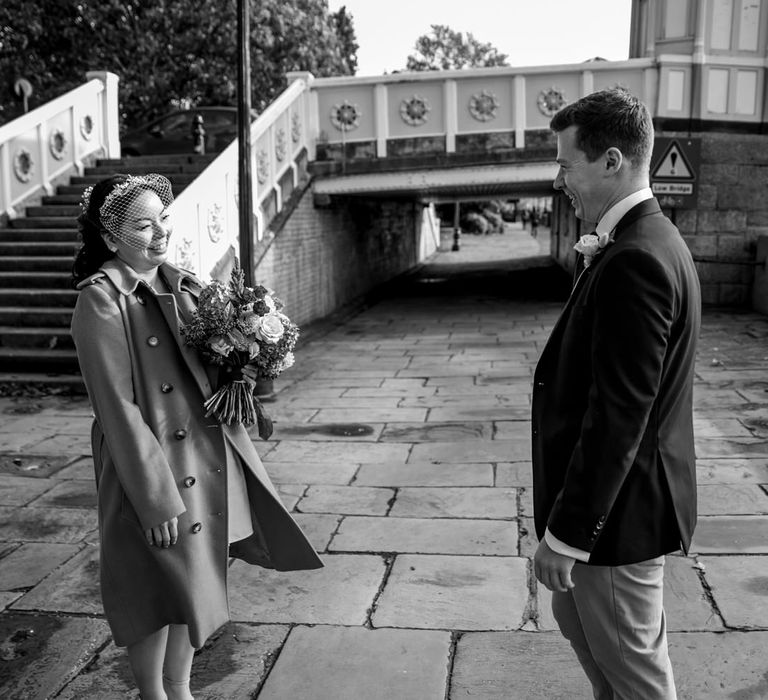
[604, 147, 623, 175]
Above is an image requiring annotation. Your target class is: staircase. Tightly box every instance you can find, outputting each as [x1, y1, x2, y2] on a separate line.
[0, 153, 214, 392]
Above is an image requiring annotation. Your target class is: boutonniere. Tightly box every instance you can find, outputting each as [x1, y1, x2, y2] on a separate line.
[574, 231, 614, 268]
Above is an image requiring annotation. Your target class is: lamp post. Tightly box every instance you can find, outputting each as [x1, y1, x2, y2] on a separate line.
[236, 0, 254, 287]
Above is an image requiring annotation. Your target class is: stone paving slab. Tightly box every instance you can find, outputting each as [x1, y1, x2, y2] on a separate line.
[312, 407, 428, 422]
[691, 515, 768, 553]
[409, 439, 530, 463]
[389, 487, 518, 519]
[271, 422, 385, 442]
[259, 626, 451, 700]
[266, 440, 411, 463]
[291, 513, 340, 552]
[54, 456, 95, 480]
[355, 461, 494, 487]
[669, 631, 768, 698]
[331, 515, 517, 555]
[696, 458, 768, 483]
[372, 554, 528, 630]
[228, 554, 385, 625]
[12, 544, 101, 614]
[0, 454, 75, 479]
[0, 591, 21, 612]
[663, 555, 723, 631]
[496, 461, 534, 486]
[297, 485, 394, 515]
[699, 555, 768, 628]
[427, 405, 532, 421]
[264, 461, 358, 485]
[18, 433, 91, 456]
[0, 506, 97, 544]
[275, 483, 305, 510]
[0, 415, 93, 436]
[695, 436, 768, 458]
[379, 421, 492, 442]
[697, 484, 768, 514]
[0, 612, 111, 700]
[450, 631, 593, 699]
[0, 542, 80, 591]
[0, 475, 55, 506]
[26, 479, 96, 509]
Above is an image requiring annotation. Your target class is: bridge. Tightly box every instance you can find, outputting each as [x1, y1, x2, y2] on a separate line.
[0, 0, 767, 382]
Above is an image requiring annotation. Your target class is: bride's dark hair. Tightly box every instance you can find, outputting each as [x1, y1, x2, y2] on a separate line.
[71, 175, 128, 287]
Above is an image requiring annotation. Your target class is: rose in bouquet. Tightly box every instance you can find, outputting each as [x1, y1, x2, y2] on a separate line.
[181, 261, 298, 438]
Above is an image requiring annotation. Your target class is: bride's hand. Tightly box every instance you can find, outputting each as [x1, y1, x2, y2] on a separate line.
[241, 363, 258, 388]
[145, 517, 178, 548]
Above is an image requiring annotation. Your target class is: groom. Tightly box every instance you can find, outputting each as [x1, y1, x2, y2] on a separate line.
[531, 87, 701, 699]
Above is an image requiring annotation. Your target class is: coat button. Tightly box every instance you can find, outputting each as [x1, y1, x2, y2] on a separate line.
[214, 467, 222, 473]
[161, 383, 174, 393]
[183, 476, 196, 488]
[536, 381, 544, 388]
[174, 429, 187, 440]
[136, 295, 146, 305]
[191, 522, 202, 533]
[147, 336, 159, 347]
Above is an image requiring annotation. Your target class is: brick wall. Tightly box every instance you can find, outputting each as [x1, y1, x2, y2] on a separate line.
[254, 187, 421, 327]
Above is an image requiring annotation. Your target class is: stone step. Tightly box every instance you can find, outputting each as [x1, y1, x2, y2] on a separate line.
[0, 326, 75, 349]
[56, 183, 186, 196]
[0, 272, 73, 288]
[26, 204, 81, 217]
[0, 257, 72, 272]
[98, 154, 216, 167]
[0, 229, 78, 242]
[84, 164, 185, 175]
[0, 306, 73, 326]
[0, 346, 79, 371]
[69, 173, 196, 186]
[0, 370, 86, 392]
[42, 194, 86, 205]
[0, 289, 78, 307]
[8, 217, 80, 229]
[0, 241, 78, 255]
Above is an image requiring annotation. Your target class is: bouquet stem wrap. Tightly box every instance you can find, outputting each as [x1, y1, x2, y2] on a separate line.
[203, 379, 273, 439]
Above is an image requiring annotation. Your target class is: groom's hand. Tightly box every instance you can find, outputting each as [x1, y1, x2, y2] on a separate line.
[534, 539, 576, 592]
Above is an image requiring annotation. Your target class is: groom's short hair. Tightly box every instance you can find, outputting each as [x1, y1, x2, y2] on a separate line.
[550, 87, 653, 171]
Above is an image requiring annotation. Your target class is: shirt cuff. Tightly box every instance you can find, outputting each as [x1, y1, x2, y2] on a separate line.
[545, 528, 590, 563]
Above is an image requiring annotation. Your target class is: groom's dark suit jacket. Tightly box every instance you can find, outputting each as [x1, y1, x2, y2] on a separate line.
[532, 198, 701, 566]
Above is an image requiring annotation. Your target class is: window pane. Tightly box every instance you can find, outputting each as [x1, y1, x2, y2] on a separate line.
[737, 0, 760, 51]
[735, 70, 757, 114]
[707, 68, 729, 113]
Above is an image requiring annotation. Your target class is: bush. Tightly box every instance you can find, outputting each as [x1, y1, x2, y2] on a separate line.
[461, 211, 490, 234]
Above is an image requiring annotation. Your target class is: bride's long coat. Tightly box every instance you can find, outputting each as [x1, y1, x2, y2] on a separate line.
[71, 259, 322, 648]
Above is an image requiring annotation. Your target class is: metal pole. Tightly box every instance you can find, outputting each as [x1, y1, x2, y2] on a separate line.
[237, 0, 254, 286]
[452, 200, 461, 251]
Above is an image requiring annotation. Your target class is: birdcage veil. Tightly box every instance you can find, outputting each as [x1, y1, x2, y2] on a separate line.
[81, 173, 174, 250]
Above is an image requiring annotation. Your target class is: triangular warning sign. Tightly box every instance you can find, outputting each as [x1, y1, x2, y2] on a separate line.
[652, 141, 694, 180]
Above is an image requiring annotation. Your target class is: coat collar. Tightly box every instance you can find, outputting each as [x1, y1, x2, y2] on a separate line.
[612, 197, 662, 242]
[99, 258, 202, 296]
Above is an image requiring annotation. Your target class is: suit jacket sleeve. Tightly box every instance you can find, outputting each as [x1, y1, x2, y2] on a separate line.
[547, 247, 675, 551]
[72, 283, 186, 529]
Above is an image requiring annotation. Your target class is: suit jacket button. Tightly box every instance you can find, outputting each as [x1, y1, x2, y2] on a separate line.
[136, 295, 146, 305]
[536, 381, 544, 388]
[174, 429, 187, 440]
[183, 476, 196, 488]
[147, 336, 159, 347]
[191, 522, 202, 533]
[161, 383, 174, 393]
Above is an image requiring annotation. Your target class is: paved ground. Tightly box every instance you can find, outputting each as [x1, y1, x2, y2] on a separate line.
[1, 222, 767, 699]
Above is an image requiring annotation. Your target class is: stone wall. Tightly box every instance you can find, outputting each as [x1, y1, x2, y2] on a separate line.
[254, 187, 421, 327]
[672, 132, 768, 307]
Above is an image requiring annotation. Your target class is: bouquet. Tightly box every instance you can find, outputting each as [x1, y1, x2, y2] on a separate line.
[181, 261, 298, 438]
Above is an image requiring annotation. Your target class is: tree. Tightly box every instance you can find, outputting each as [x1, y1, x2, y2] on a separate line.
[406, 24, 508, 71]
[0, 0, 358, 128]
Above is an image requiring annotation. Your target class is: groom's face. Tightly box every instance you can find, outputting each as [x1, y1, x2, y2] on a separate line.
[553, 125, 607, 225]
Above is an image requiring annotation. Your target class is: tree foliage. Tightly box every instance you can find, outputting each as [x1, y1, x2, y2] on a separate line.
[0, 0, 358, 128]
[406, 24, 508, 71]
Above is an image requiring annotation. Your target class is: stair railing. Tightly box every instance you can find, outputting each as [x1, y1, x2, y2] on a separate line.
[169, 72, 314, 281]
[0, 72, 120, 224]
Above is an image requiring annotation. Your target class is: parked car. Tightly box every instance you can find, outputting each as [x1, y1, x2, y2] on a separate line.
[120, 107, 253, 156]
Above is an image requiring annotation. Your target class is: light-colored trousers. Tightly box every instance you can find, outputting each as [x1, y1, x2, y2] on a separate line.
[551, 556, 677, 700]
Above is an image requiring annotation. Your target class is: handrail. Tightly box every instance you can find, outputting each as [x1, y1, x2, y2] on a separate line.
[0, 72, 119, 221]
[168, 76, 312, 281]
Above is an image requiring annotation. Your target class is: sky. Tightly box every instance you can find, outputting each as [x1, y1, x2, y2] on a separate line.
[328, 0, 634, 77]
